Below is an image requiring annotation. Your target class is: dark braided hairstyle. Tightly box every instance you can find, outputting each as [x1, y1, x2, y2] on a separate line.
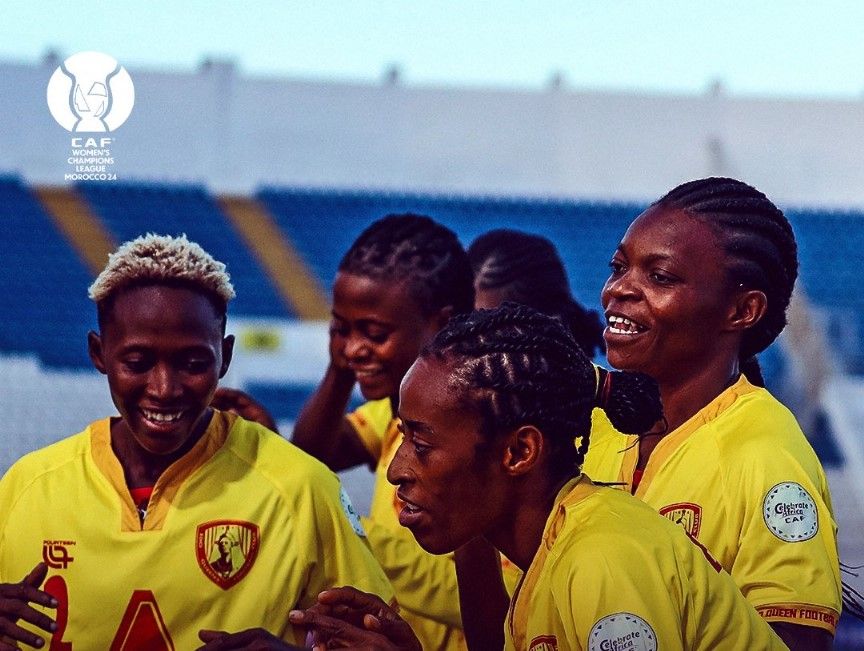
[422, 303, 663, 479]
[652, 178, 798, 387]
[338, 213, 474, 317]
[468, 229, 605, 358]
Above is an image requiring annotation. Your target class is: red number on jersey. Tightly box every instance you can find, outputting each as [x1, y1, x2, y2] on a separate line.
[43, 576, 72, 651]
[109, 590, 175, 651]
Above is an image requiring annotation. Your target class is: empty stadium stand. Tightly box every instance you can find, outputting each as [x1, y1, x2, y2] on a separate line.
[78, 181, 294, 319]
[0, 176, 94, 367]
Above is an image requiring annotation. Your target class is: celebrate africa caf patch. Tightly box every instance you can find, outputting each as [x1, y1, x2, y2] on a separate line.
[340, 486, 366, 537]
[762, 482, 818, 542]
[589, 613, 657, 651]
[196, 520, 260, 589]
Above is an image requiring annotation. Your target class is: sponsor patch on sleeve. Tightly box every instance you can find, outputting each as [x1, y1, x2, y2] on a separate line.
[340, 486, 366, 537]
[589, 613, 656, 651]
[762, 481, 818, 542]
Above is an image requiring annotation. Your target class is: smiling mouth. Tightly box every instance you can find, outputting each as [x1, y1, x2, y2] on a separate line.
[606, 315, 647, 335]
[140, 408, 185, 424]
[353, 367, 384, 380]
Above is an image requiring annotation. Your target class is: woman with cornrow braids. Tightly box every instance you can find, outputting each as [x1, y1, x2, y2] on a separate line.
[467, 229, 605, 359]
[288, 304, 785, 650]
[583, 177, 841, 650]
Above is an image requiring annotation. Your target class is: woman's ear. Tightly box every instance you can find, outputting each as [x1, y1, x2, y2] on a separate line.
[726, 289, 768, 333]
[88, 331, 107, 375]
[501, 425, 543, 477]
[220, 335, 235, 378]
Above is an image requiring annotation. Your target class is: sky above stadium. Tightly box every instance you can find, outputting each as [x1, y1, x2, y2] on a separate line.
[3, 1, 864, 99]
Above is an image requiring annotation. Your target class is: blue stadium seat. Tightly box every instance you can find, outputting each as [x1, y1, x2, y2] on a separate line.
[257, 186, 642, 318]
[0, 176, 94, 367]
[78, 182, 293, 319]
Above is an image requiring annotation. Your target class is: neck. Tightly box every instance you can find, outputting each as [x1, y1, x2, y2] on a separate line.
[486, 473, 573, 571]
[111, 409, 213, 488]
[657, 357, 740, 435]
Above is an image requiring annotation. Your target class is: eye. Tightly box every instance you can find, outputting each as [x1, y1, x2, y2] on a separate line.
[412, 440, 431, 458]
[183, 358, 211, 374]
[364, 325, 391, 344]
[608, 258, 626, 275]
[329, 319, 349, 337]
[649, 269, 679, 285]
[122, 355, 151, 373]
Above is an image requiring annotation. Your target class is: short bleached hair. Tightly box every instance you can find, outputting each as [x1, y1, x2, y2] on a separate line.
[89, 233, 235, 310]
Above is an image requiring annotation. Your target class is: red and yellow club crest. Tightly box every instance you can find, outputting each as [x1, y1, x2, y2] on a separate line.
[196, 520, 260, 590]
[659, 502, 703, 538]
[529, 635, 558, 651]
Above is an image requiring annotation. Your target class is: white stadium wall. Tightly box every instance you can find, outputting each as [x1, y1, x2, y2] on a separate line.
[3, 56, 864, 207]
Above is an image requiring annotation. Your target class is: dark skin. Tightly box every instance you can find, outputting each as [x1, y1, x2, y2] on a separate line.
[601, 206, 830, 650]
[291, 273, 451, 471]
[0, 285, 235, 649]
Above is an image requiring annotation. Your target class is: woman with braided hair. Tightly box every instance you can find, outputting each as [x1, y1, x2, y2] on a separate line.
[467, 229, 604, 359]
[289, 304, 785, 650]
[583, 177, 841, 650]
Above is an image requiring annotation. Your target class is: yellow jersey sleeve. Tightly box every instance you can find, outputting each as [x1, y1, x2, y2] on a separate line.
[720, 398, 841, 633]
[505, 478, 786, 651]
[346, 398, 393, 461]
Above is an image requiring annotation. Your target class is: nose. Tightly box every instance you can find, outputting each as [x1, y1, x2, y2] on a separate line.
[387, 437, 412, 487]
[602, 269, 641, 305]
[343, 332, 371, 361]
[147, 363, 182, 401]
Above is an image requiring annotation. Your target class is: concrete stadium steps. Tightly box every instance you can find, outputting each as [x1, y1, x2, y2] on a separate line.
[217, 195, 329, 320]
[33, 186, 117, 275]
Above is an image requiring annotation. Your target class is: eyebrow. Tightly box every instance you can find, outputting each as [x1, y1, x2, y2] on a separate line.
[616, 245, 676, 265]
[399, 417, 435, 436]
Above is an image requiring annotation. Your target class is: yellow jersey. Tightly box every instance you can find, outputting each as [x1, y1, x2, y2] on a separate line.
[0, 411, 393, 649]
[582, 374, 841, 634]
[349, 398, 522, 651]
[505, 475, 787, 651]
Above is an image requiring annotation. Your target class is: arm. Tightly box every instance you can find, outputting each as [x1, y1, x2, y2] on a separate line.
[770, 622, 832, 651]
[291, 363, 374, 471]
[301, 475, 394, 608]
[211, 388, 279, 433]
[454, 537, 509, 651]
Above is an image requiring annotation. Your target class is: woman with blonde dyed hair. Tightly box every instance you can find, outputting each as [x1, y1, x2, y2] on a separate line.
[0, 233, 391, 650]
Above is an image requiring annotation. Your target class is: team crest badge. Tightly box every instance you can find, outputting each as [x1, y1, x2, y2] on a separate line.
[528, 635, 558, 651]
[659, 502, 702, 537]
[196, 520, 260, 590]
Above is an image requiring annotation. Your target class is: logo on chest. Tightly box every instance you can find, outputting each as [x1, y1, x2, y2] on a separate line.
[529, 635, 558, 651]
[196, 520, 260, 590]
[659, 502, 703, 537]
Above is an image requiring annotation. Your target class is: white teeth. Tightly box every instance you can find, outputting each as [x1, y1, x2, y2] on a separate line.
[142, 409, 183, 423]
[607, 315, 645, 335]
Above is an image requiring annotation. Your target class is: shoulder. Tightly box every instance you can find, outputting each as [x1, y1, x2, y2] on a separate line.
[223, 416, 340, 489]
[220, 416, 352, 522]
[708, 383, 812, 460]
[553, 487, 680, 570]
[0, 424, 94, 506]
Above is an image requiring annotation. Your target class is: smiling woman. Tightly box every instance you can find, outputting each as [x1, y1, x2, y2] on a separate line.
[0, 234, 392, 650]
[584, 177, 842, 651]
[292, 304, 787, 650]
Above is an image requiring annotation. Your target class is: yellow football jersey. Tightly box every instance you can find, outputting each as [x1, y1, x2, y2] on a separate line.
[505, 475, 787, 651]
[582, 374, 841, 634]
[0, 411, 393, 649]
[348, 399, 522, 651]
